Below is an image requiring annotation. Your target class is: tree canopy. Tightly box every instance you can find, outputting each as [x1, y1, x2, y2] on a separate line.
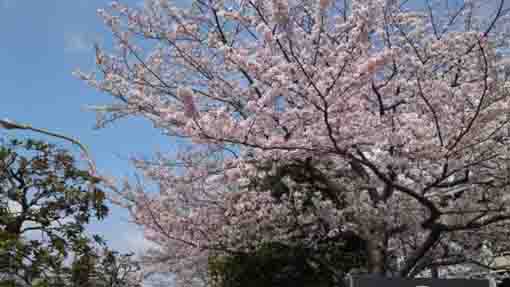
[78, 0, 510, 285]
[0, 138, 141, 287]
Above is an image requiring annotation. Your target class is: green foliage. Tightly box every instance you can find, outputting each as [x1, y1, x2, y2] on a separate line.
[209, 236, 367, 287]
[0, 138, 140, 287]
[208, 158, 368, 287]
[70, 248, 141, 287]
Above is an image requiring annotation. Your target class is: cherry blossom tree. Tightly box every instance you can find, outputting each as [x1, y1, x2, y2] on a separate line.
[77, 0, 510, 285]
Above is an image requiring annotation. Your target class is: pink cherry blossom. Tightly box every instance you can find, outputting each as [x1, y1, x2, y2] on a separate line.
[80, 0, 510, 284]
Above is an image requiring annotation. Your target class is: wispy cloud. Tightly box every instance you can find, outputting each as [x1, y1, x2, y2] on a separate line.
[124, 229, 157, 254]
[64, 32, 104, 55]
[64, 33, 92, 54]
[1, 0, 11, 9]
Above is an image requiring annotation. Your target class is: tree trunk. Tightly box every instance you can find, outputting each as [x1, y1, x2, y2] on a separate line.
[431, 266, 439, 278]
[366, 237, 386, 276]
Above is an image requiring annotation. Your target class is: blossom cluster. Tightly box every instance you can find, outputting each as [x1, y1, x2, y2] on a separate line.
[80, 0, 510, 283]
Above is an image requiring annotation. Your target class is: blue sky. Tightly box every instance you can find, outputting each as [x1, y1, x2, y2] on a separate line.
[0, 0, 167, 254]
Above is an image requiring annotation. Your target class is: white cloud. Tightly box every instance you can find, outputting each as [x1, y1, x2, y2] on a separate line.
[1, 0, 10, 9]
[64, 33, 91, 53]
[124, 229, 158, 254]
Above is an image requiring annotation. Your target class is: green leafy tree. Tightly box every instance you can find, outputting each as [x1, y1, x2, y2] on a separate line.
[0, 138, 140, 287]
[209, 236, 367, 287]
[207, 160, 370, 287]
[70, 247, 142, 287]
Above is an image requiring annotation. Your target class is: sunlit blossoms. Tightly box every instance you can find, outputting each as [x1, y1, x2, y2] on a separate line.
[78, 0, 510, 285]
